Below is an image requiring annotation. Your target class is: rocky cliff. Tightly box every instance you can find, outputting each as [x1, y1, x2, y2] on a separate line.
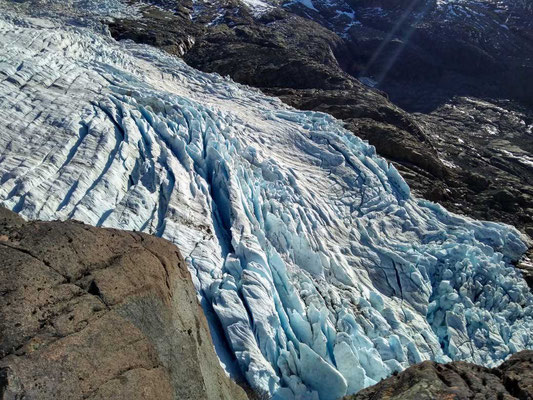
[0, 207, 249, 400]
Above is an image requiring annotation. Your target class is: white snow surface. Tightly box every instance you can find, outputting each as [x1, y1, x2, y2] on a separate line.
[240, 0, 275, 16]
[0, 4, 532, 399]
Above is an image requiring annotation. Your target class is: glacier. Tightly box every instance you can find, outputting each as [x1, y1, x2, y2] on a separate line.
[0, 2, 532, 399]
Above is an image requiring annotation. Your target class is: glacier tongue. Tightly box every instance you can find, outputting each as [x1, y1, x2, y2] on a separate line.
[0, 6, 532, 399]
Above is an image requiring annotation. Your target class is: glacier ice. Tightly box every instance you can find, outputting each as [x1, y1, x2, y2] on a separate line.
[0, 4, 532, 399]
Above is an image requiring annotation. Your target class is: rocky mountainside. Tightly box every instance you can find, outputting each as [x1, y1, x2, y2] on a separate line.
[414, 98, 533, 236]
[346, 350, 533, 400]
[1, 206, 531, 400]
[287, 0, 533, 112]
[107, 0, 533, 249]
[0, 207, 249, 400]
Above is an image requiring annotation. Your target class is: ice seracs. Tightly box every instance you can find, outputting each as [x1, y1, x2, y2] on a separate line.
[0, 3, 532, 399]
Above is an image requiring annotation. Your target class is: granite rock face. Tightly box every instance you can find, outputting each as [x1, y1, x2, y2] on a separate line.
[346, 350, 533, 400]
[0, 207, 249, 400]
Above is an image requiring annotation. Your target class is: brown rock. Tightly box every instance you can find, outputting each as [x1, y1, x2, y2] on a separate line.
[346, 350, 533, 400]
[0, 207, 249, 400]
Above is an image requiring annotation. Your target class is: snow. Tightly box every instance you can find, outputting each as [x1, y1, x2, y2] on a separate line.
[0, 3, 532, 400]
[240, 0, 275, 15]
[359, 77, 378, 88]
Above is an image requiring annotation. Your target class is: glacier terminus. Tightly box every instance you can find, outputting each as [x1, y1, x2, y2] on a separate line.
[0, 1, 532, 399]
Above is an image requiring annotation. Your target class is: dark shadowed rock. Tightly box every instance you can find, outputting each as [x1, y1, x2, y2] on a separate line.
[292, 0, 533, 113]
[346, 350, 533, 400]
[414, 98, 533, 230]
[0, 207, 249, 400]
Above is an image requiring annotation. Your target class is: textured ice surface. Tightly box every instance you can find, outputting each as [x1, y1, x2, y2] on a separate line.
[0, 5, 532, 399]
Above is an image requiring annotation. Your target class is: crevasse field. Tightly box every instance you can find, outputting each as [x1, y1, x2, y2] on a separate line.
[0, 2, 532, 399]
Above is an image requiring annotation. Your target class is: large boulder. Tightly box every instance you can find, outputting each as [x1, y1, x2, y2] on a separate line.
[0, 207, 249, 400]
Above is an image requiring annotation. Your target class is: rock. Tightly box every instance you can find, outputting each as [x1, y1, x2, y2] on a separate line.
[345, 350, 533, 400]
[499, 350, 533, 398]
[326, 0, 533, 112]
[519, 252, 533, 289]
[0, 207, 249, 400]
[415, 97, 533, 235]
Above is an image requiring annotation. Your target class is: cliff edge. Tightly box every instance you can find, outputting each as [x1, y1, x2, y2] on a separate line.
[0, 207, 249, 400]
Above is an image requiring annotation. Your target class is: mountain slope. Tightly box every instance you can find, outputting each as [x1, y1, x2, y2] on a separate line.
[0, 2, 532, 399]
[284, 0, 533, 111]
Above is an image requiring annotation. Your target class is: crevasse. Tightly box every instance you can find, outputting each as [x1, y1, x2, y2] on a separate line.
[0, 7, 531, 400]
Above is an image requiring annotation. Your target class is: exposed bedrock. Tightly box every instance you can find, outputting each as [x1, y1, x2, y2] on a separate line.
[0, 207, 249, 400]
[345, 350, 533, 400]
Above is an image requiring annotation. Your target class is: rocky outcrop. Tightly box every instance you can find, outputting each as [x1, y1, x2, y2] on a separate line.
[414, 98, 533, 234]
[346, 350, 533, 400]
[0, 207, 249, 400]
[289, 0, 533, 112]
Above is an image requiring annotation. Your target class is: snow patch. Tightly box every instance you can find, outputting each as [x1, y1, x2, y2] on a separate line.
[240, 0, 275, 15]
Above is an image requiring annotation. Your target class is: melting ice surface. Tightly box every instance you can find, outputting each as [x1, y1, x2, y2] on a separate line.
[0, 5, 532, 400]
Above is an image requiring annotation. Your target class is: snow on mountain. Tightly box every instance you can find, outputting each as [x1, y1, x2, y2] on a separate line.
[0, 2, 532, 399]
[240, 0, 275, 15]
[283, 0, 359, 34]
[281, 0, 524, 41]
